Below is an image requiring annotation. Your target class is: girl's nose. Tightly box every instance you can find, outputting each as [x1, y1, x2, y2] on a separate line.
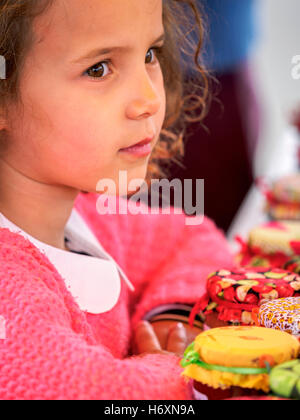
[125, 73, 162, 120]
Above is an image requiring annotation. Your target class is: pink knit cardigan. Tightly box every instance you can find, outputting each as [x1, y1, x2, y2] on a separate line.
[0, 192, 234, 400]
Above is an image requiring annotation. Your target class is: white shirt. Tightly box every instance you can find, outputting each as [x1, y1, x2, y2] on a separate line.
[0, 208, 135, 315]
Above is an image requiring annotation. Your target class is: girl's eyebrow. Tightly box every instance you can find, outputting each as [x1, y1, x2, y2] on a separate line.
[71, 33, 165, 64]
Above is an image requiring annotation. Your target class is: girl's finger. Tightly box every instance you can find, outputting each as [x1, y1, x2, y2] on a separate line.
[166, 323, 187, 356]
[134, 321, 162, 354]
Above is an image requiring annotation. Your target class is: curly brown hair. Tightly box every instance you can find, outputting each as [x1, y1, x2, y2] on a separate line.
[148, 0, 210, 185]
[0, 0, 209, 186]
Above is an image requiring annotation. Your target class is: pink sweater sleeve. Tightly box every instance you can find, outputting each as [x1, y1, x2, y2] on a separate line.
[77, 194, 234, 328]
[128, 212, 235, 328]
[0, 229, 193, 400]
[74, 193, 234, 329]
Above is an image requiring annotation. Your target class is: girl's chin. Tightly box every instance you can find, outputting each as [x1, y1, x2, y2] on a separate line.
[94, 181, 148, 197]
[92, 166, 149, 196]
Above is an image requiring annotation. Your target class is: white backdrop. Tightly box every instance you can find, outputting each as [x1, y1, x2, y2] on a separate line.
[250, 0, 300, 176]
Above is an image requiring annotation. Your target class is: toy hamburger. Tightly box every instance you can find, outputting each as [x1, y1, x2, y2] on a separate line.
[189, 267, 300, 328]
[235, 221, 300, 268]
[254, 297, 300, 340]
[261, 174, 300, 221]
[180, 326, 300, 400]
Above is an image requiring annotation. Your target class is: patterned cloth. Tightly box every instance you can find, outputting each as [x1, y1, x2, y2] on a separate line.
[259, 175, 300, 221]
[257, 297, 300, 336]
[235, 221, 300, 269]
[190, 267, 300, 326]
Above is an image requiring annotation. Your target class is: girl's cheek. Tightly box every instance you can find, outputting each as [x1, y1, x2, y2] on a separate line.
[54, 113, 101, 147]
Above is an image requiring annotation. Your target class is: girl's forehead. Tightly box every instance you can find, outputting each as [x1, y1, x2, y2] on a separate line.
[33, 0, 163, 53]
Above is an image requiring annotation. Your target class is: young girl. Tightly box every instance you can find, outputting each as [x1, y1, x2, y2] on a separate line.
[0, 0, 233, 400]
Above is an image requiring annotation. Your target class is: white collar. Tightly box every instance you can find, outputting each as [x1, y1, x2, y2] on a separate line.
[64, 208, 134, 292]
[0, 208, 134, 314]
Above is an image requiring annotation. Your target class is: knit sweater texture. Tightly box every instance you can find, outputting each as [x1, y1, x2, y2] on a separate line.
[0, 192, 233, 400]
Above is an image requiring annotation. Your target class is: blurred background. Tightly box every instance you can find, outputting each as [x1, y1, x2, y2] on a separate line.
[251, 0, 300, 176]
[227, 0, 300, 245]
[155, 0, 300, 234]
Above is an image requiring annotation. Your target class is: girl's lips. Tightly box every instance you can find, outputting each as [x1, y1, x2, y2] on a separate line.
[120, 137, 153, 150]
[119, 137, 154, 158]
[119, 141, 152, 157]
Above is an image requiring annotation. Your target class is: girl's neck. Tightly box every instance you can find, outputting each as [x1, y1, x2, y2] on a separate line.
[0, 157, 79, 251]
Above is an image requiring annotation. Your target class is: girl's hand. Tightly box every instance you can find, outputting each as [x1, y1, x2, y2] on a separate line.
[132, 320, 201, 358]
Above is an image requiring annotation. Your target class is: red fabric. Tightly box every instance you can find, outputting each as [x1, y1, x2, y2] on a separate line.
[0, 192, 233, 400]
[189, 267, 300, 326]
[235, 236, 290, 268]
[256, 176, 300, 213]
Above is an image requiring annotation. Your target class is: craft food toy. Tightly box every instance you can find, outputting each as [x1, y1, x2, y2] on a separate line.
[181, 326, 299, 399]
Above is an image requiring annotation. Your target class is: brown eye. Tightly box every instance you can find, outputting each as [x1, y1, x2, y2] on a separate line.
[85, 61, 110, 78]
[145, 49, 156, 64]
